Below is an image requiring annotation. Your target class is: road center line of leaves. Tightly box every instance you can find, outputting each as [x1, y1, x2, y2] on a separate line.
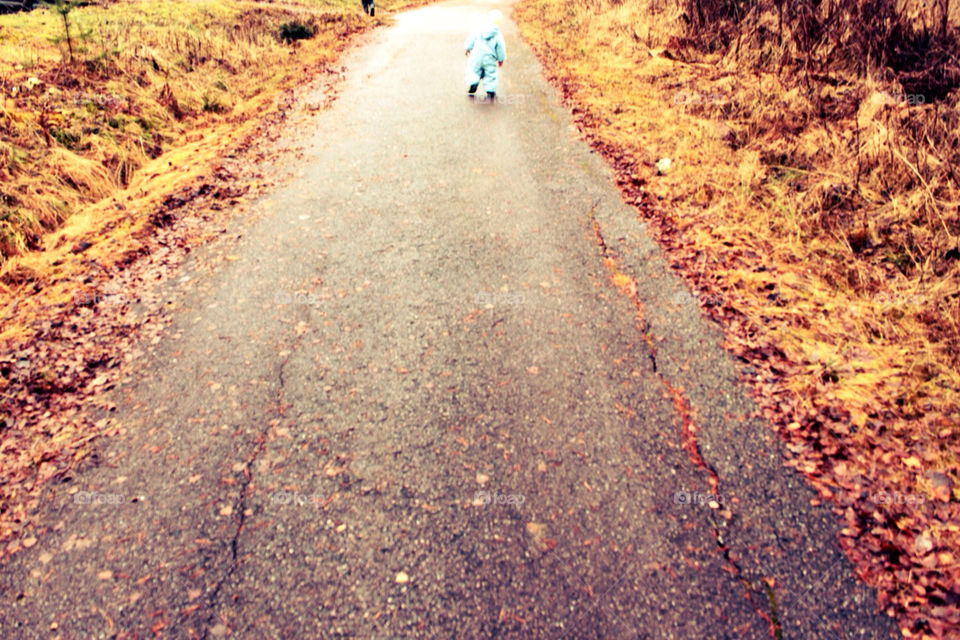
[588, 210, 781, 639]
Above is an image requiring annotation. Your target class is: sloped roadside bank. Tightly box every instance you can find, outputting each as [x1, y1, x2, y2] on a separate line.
[0, 0, 423, 558]
[512, 0, 959, 637]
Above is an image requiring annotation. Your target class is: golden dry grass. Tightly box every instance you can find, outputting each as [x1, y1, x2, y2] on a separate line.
[0, 0, 370, 260]
[0, 0, 427, 343]
[515, 0, 960, 635]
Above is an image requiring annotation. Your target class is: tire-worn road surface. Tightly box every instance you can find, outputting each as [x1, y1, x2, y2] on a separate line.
[1, 1, 895, 638]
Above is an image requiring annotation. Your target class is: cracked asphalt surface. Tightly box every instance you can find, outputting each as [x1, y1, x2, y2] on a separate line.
[1, 1, 896, 638]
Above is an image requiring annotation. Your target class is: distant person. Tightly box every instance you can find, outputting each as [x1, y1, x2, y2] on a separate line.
[464, 10, 506, 101]
[362, 0, 374, 16]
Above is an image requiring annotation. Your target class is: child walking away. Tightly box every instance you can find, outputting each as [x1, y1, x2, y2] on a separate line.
[361, 0, 374, 16]
[464, 10, 506, 101]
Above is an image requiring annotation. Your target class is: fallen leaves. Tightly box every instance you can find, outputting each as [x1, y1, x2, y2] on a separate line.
[927, 472, 953, 503]
[903, 456, 922, 470]
[609, 271, 638, 298]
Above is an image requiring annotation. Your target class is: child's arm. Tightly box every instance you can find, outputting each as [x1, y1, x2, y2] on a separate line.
[495, 34, 506, 64]
[464, 33, 477, 55]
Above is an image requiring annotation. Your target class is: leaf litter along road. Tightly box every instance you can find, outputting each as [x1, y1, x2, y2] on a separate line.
[1, 1, 895, 638]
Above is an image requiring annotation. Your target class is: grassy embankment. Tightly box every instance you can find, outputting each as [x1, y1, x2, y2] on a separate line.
[0, 0, 416, 342]
[514, 0, 959, 636]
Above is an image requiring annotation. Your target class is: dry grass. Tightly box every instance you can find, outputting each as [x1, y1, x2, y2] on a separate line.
[0, 0, 367, 262]
[516, 0, 960, 636]
[0, 0, 428, 344]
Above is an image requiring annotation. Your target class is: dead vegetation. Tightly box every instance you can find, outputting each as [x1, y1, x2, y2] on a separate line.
[516, 0, 960, 636]
[0, 0, 370, 265]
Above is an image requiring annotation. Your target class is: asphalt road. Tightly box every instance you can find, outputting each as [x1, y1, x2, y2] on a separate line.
[0, 1, 895, 638]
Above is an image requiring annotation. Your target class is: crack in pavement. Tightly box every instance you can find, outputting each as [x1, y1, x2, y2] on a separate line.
[197, 413, 270, 637]
[199, 326, 301, 639]
[587, 204, 657, 374]
[588, 203, 782, 638]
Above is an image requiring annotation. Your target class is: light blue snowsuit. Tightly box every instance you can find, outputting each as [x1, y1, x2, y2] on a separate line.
[464, 23, 506, 94]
